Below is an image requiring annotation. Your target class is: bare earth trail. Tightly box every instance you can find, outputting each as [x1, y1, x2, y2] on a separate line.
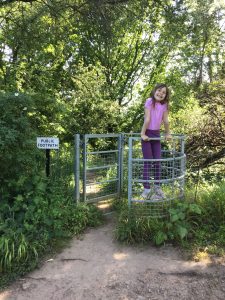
[1, 217, 225, 300]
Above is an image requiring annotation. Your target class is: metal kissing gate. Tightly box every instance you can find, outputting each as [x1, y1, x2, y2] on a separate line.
[74, 133, 186, 212]
[127, 135, 186, 217]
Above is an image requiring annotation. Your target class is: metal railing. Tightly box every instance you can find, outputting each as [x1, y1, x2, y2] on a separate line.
[128, 134, 186, 217]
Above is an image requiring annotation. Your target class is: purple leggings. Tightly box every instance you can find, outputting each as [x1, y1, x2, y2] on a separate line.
[141, 129, 161, 189]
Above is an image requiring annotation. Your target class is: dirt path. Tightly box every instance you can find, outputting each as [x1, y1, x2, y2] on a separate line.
[1, 217, 225, 300]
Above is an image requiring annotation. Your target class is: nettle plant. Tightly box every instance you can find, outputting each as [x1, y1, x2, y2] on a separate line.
[154, 202, 202, 246]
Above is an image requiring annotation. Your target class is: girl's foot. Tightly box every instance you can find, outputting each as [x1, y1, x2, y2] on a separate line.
[140, 189, 151, 199]
[151, 187, 166, 201]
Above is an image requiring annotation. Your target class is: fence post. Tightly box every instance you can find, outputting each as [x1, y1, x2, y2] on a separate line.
[181, 137, 186, 197]
[118, 133, 124, 198]
[74, 134, 80, 202]
[82, 135, 87, 202]
[128, 137, 133, 207]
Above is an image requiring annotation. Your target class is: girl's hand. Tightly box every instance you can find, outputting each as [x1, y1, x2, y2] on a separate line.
[165, 133, 172, 141]
[141, 134, 150, 141]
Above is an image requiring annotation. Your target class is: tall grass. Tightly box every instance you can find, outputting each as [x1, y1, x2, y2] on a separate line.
[114, 181, 225, 253]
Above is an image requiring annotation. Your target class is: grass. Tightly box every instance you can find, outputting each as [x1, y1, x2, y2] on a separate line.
[114, 181, 225, 259]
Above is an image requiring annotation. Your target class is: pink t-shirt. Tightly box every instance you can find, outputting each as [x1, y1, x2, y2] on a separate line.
[144, 98, 167, 130]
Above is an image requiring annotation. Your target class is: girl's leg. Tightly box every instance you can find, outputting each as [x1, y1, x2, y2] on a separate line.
[141, 134, 153, 190]
[151, 137, 161, 186]
[151, 139, 166, 199]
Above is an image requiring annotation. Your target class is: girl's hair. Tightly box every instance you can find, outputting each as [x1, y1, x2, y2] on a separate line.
[150, 83, 170, 108]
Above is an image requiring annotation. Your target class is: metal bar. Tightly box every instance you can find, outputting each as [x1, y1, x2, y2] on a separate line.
[181, 139, 185, 175]
[87, 150, 119, 155]
[119, 133, 124, 196]
[130, 135, 185, 141]
[132, 155, 186, 162]
[171, 139, 176, 196]
[181, 139, 186, 197]
[128, 137, 133, 207]
[123, 133, 140, 136]
[86, 178, 118, 185]
[82, 135, 87, 202]
[87, 164, 117, 171]
[131, 195, 180, 203]
[85, 134, 120, 138]
[117, 134, 122, 197]
[74, 134, 80, 202]
[123, 133, 185, 138]
[133, 174, 185, 184]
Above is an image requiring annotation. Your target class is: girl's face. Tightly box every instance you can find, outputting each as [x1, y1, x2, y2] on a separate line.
[154, 87, 167, 102]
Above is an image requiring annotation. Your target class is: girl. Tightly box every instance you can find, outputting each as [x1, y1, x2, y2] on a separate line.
[141, 83, 171, 200]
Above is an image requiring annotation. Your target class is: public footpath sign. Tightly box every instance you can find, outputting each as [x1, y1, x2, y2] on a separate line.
[37, 137, 59, 177]
[37, 137, 59, 149]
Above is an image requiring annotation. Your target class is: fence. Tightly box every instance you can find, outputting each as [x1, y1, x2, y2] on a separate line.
[73, 133, 185, 208]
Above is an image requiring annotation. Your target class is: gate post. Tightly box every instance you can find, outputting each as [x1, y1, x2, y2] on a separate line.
[128, 137, 133, 207]
[181, 136, 186, 196]
[82, 135, 87, 202]
[118, 133, 124, 198]
[74, 134, 80, 202]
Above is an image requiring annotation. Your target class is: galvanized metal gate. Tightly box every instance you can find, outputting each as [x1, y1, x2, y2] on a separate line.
[74, 134, 123, 203]
[127, 134, 186, 217]
[74, 133, 186, 211]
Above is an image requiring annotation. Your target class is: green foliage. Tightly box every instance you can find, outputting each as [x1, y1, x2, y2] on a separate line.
[115, 207, 164, 244]
[162, 202, 201, 244]
[198, 182, 225, 226]
[0, 91, 104, 288]
[115, 181, 225, 259]
[198, 181, 225, 228]
[61, 65, 122, 138]
[0, 175, 103, 287]
[1, 0, 225, 288]
[0, 91, 61, 190]
[0, 177, 103, 271]
[189, 182, 225, 256]
[115, 201, 202, 246]
[0, 93, 40, 183]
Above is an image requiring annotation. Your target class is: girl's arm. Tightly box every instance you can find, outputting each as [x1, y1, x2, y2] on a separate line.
[163, 111, 172, 140]
[141, 108, 151, 141]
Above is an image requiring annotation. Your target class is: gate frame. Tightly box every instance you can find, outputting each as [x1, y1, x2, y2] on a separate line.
[74, 133, 123, 203]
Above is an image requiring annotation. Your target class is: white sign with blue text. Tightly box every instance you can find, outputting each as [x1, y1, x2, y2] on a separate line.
[37, 137, 59, 149]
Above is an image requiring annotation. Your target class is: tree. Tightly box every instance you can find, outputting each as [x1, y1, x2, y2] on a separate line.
[185, 80, 225, 171]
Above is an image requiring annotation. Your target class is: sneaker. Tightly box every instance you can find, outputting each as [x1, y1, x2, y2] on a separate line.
[150, 193, 161, 202]
[155, 186, 165, 198]
[151, 186, 166, 200]
[140, 189, 151, 199]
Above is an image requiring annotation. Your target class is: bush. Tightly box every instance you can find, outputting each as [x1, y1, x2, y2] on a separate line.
[0, 92, 45, 199]
[0, 93, 104, 287]
[0, 176, 103, 288]
[115, 201, 202, 246]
